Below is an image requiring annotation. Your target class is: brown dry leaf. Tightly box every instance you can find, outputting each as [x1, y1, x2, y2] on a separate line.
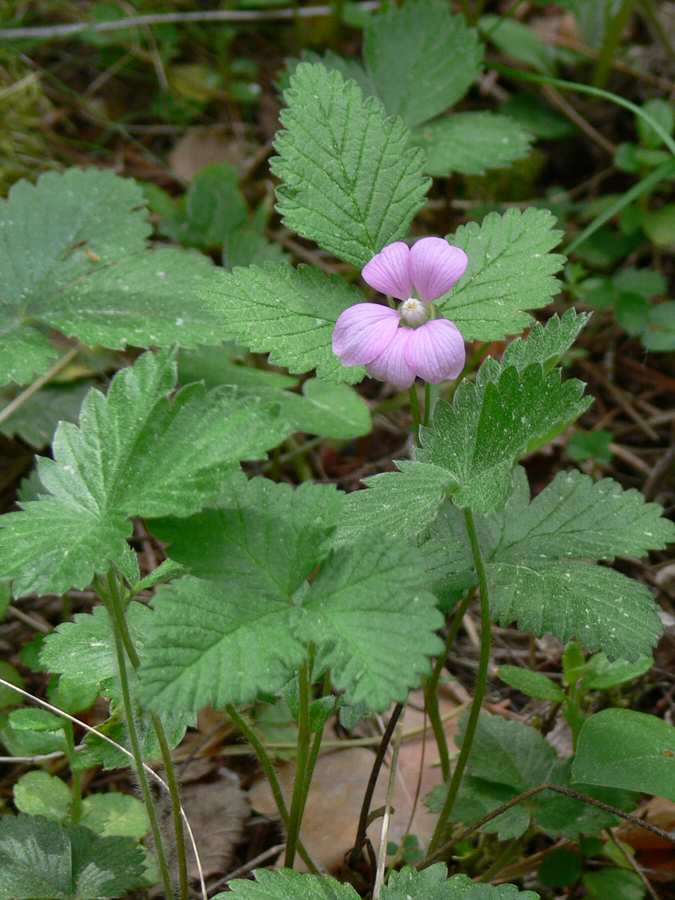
[248, 692, 458, 872]
[169, 127, 254, 182]
[617, 796, 675, 851]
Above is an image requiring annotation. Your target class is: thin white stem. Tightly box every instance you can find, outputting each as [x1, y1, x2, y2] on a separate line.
[373, 708, 405, 900]
[0, 677, 207, 900]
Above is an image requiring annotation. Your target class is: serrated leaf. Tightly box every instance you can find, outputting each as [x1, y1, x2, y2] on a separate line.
[271, 63, 430, 267]
[0, 349, 290, 595]
[202, 263, 366, 383]
[336, 461, 457, 544]
[140, 481, 442, 713]
[383, 865, 539, 899]
[44, 248, 220, 350]
[500, 310, 590, 373]
[0, 168, 220, 383]
[412, 112, 532, 177]
[364, 1, 483, 128]
[488, 561, 661, 660]
[439, 208, 565, 342]
[225, 868, 360, 900]
[296, 51, 376, 100]
[492, 467, 675, 562]
[295, 535, 444, 710]
[417, 362, 590, 514]
[0, 814, 145, 899]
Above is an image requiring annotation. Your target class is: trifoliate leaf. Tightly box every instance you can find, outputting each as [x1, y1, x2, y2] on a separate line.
[202, 262, 366, 383]
[140, 481, 442, 714]
[0, 814, 145, 899]
[492, 467, 675, 561]
[417, 362, 590, 514]
[271, 63, 429, 267]
[336, 461, 457, 544]
[0, 168, 220, 384]
[364, 1, 483, 128]
[225, 868, 360, 900]
[295, 534, 444, 710]
[488, 561, 661, 661]
[0, 349, 290, 596]
[439, 208, 565, 341]
[500, 310, 589, 373]
[411, 112, 532, 177]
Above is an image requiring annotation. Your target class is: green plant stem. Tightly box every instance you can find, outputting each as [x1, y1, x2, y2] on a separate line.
[592, 0, 635, 88]
[63, 721, 82, 823]
[408, 385, 422, 431]
[423, 381, 432, 427]
[104, 603, 175, 900]
[424, 589, 474, 781]
[426, 508, 492, 857]
[102, 572, 189, 900]
[285, 663, 312, 868]
[224, 704, 319, 874]
[490, 64, 675, 158]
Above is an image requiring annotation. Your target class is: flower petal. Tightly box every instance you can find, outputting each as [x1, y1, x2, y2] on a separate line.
[366, 328, 416, 390]
[362, 242, 413, 300]
[404, 318, 465, 384]
[410, 237, 468, 302]
[333, 304, 402, 366]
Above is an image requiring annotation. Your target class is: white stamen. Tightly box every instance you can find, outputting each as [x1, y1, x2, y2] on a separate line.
[399, 297, 427, 326]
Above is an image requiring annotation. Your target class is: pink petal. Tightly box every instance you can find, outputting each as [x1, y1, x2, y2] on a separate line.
[333, 304, 402, 367]
[366, 328, 417, 390]
[410, 237, 468, 303]
[404, 319, 465, 384]
[362, 242, 413, 300]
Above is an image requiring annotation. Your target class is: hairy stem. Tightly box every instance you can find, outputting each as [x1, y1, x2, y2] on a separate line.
[225, 704, 318, 872]
[424, 589, 474, 781]
[285, 663, 312, 868]
[426, 508, 492, 856]
[102, 573, 188, 900]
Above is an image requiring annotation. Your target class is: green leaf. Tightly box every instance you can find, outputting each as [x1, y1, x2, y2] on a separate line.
[567, 429, 613, 464]
[491, 468, 675, 562]
[140, 480, 442, 713]
[582, 654, 652, 690]
[224, 865, 539, 900]
[202, 263, 366, 383]
[573, 708, 675, 801]
[275, 378, 372, 438]
[80, 793, 149, 839]
[489, 561, 661, 661]
[584, 868, 645, 900]
[178, 344, 297, 392]
[0, 349, 290, 595]
[225, 868, 360, 900]
[499, 310, 589, 373]
[0, 814, 145, 899]
[295, 535, 444, 710]
[637, 98, 674, 150]
[159, 163, 248, 248]
[417, 362, 590, 514]
[364, 1, 483, 128]
[0, 168, 220, 383]
[271, 63, 430, 267]
[479, 15, 559, 75]
[439, 207, 565, 341]
[411, 112, 532, 177]
[294, 51, 376, 101]
[336, 461, 457, 544]
[13, 772, 72, 821]
[498, 665, 565, 702]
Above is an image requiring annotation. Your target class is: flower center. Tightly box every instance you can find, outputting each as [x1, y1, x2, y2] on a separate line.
[399, 297, 427, 327]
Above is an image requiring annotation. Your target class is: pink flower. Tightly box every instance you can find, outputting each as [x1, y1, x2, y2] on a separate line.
[333, 238, 468, 389]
